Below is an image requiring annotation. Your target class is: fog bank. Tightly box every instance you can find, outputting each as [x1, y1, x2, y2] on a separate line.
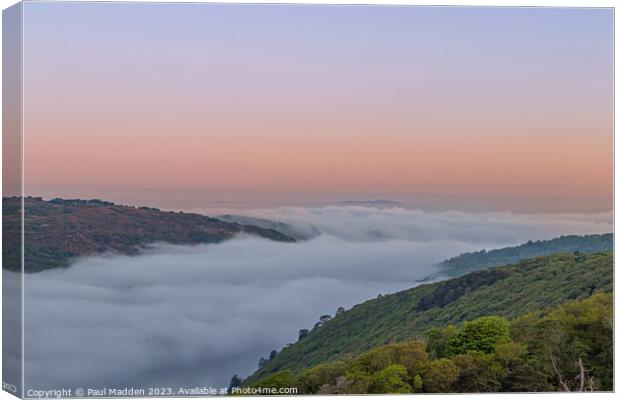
[21, 206, 612, 390]
[213, 205, 612, 244]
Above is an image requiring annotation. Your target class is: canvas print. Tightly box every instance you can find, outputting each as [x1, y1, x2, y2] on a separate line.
[2, 2, 614, 397]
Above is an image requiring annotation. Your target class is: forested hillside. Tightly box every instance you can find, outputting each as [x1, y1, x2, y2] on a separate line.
[2, 197, 295, 272]
[245, 252, 612, 385]
[436, 233, 612, 277]
[245, 292, 612, 393]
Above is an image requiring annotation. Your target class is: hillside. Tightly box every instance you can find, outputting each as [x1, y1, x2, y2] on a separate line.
[217, 214, 316, 240]
[246, 251, 613, 384]
[2, 196, 295, 272]
[435, 233, 612, 277]
[246, 292, 613, 393]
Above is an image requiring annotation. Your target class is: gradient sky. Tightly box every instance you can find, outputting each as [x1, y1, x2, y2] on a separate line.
[21, 3, 613, 211]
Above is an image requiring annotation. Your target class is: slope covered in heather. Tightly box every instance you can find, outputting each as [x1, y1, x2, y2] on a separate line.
[2, 196, 295, 272]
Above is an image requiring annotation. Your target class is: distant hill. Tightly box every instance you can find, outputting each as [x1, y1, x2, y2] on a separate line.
[217, 214, 318, 241]
[2, 197, 295, 272]
[332, 200, 405, 208]
[245, 251, 612, 384]
[435, 233, 612, 277]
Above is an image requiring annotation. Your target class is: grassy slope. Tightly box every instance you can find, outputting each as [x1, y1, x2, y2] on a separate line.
[246, 251, 613, 383]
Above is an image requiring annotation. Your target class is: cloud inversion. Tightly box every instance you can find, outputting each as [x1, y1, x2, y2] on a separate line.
[20, 206, 612, 390]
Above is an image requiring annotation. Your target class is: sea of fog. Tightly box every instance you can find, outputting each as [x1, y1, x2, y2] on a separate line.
[13, 206, 612, 391]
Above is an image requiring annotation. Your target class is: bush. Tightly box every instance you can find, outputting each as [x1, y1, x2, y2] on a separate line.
[252, 370, 298, 390]
[369, 364, 412, 394]
[298, 360, 348, 394]
[447, 316, 510, 356]
[421, 358, 460, 392]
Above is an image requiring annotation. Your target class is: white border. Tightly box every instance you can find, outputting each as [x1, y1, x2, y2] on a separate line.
[0, 1, 616, 400]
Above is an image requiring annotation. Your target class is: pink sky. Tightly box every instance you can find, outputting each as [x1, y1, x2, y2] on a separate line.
[19, 4, 613, 212]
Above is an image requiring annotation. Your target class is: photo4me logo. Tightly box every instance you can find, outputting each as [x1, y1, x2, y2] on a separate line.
[231, 386, 299, 395]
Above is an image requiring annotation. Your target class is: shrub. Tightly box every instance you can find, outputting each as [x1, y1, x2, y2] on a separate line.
[369, 364, 412, 394]
[447, 316, 510, 356]
[421, 358, 460, 393]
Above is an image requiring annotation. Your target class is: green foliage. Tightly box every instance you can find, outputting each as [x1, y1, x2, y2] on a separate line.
[437, 233, 613, 276]
[412, 374, 424, 391]
[355, 341, 428, 376]
[369, 364, 412, 394]
[426, 325, 457, 358]
[451, 351, 505, 392]
[494, 342, 527, 366]
[246, 252, 612, 384]
[340, 370, 371, 394]
[297, 360, 349, 394]
[251, 370, 298, 390]
[298, 329, 309, 341]
[513, 292, 613, 391]
[500, 362, 552, 392]
[419, 269, 512, 310]
[243, 292, 613, 394]
[446, 316, 510, 356]
[421, 358, 460, 393]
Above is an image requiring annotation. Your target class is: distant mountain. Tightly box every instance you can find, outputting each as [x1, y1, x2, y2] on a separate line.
[217, 214, 318, 241]
[2, 197, 295, 273]
[245, 251, 613, 384]
[435, 233, 613, 277]
[332, 199, 405, 208]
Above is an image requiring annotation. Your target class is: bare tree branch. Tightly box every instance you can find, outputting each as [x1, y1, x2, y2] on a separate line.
[577, 358, 585, 392]
[550, 355, 570, 392]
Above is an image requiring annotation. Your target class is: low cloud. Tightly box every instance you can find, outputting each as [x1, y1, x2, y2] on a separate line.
[215, 205, 612, 245]
[19, 206, 612, 391]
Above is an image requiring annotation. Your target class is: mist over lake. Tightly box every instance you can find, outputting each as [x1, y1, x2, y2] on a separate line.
[20, 207, 612, 390]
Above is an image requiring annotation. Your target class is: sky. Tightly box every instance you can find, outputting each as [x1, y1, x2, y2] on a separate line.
[20, 3, 613, 212]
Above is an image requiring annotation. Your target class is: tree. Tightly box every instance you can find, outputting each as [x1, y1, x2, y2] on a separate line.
[494, 342, 527, 371]
[269, 350, 278, 361]
[427, 325, 457, 358]
[501, 362, 552, 392]
[547, 292, 612, 391]
[422, 358, 460, 393]
[228, 374, 242, 394]
[336, 307, 345, 316]
[446, 316, 510, 356]
[314, 314, 332, 329]
[394, 341, 428, 373]
[341, 370, 372, 394]
[252, 370, 298, 390]
[258, 357, 268, 369]
[369, 364, 412, 394]
[298, 329, 310, 341]
[298, 360, 349, 394]
[514, 293, 612, 391]
[453, 351, 505, 392]
[412, 374, 424, 392]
